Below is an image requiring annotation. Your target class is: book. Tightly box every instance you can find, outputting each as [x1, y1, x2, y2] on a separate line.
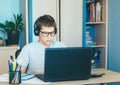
[86, 4, 90, 22]
[86, 0, 103, 22]
[85, 26, 95, 46]
[89, 2, 95, 22]
[95, 1, 102, 22]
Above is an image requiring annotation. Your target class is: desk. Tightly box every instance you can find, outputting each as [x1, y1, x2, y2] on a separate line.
[0, 68, 120, 85]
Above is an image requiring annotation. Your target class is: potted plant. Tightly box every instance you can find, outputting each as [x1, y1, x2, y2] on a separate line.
[0, 14, 24, 46]
[0, 28, 7, 46]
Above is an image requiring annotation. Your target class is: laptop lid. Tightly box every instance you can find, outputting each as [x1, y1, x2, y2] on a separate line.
[37, 47, 92, 82]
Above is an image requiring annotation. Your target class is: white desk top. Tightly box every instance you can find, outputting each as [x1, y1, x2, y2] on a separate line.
[0, 68, 120, 85]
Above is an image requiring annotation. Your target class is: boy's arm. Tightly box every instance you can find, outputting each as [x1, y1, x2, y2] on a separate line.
[21, 66, 27, 74]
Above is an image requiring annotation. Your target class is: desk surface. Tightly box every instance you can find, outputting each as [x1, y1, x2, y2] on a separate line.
[0, 68, 120, 85]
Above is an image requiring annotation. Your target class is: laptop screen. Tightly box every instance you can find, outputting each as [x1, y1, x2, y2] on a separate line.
[43, 47, 92, 82]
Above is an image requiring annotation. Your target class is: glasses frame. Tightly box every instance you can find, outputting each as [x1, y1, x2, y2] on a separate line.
[40, 31, 56, 37]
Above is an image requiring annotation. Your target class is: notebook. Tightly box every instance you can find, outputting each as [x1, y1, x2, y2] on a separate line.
[35, 47, 92, 82]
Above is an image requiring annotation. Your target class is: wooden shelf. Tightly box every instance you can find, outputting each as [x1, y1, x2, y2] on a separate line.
[0, 46, 19, 50]
[87, 45, 105, 48]
[86, 22, 105, 25]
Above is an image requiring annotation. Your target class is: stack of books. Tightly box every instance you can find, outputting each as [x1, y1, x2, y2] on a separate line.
[85, 26, 95, 46]
[86, 0, 102, 22]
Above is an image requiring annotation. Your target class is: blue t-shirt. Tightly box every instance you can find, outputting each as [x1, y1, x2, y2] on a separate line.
[17, 40, 66, 74]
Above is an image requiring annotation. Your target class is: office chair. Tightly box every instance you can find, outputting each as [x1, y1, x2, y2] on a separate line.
[15, 49, 21, 59]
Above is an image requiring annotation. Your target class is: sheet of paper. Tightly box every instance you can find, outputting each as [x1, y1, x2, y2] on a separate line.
[0, 74, 9, 82]
[22, 77, 50, 84]
[21, 74, 50, 84]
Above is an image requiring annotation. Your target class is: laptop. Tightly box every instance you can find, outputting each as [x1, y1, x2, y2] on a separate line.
[35, 47, 92, 82]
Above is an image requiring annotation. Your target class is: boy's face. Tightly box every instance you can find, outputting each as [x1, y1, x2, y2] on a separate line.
[38, 26, 55, 47]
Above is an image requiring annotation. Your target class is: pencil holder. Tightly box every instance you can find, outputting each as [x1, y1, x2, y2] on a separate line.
[9, 70, 21, 84]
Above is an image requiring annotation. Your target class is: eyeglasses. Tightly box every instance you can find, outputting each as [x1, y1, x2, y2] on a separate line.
[40, 31, 55, 37]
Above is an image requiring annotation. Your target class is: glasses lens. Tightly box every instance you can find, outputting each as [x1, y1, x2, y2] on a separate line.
[42, 32, 48, 37]
[50, 32, 55, 37]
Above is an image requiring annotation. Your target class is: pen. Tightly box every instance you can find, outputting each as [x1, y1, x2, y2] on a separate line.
[13, 59, 16, 71]
[10, 56, 14, 62]
[10, 62, 13, 71]
[8, 60, 10, 71]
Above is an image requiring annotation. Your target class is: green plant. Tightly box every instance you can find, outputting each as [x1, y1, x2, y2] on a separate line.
[0, 14, 24, 32]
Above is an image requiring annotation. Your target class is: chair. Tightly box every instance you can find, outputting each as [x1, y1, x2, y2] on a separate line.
[15, 49, 21, 59]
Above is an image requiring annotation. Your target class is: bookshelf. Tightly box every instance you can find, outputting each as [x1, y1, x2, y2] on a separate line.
[83, 0, 108, 69]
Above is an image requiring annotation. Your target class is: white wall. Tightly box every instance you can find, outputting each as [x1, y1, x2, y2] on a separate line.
[60, 0, 83, 47]
[32, 0, 59, 42]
